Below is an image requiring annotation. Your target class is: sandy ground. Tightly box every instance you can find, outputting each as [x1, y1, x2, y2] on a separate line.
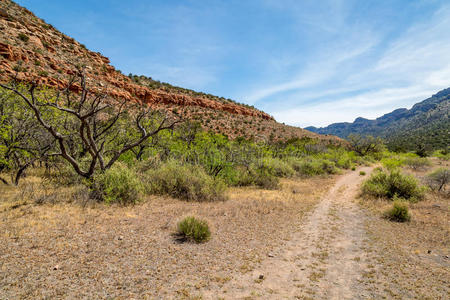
[0, 176, 334, 299]
[1, 163, 448, 299]
[203, 166, 375, 299]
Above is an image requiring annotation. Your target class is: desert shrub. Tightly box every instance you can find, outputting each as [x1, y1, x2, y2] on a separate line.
[362, 169, 425, 201]
[253, 165, 280, 189]
[336, 156, 352, 169]
[235, 164, 279, 189]
[425, 168, 449, 192]
[144, 160, 226, 201]
[384, 200, 411, 222]
[92, 163, 144, 205]
[293, 158, 337, 177]
[18, 33, 29, 42]
[176, 216, 211, 243]
[264, 157, 295, 177]
[433, 149, 450, 161]
[321, 149, 353, 169]
[404, 157, 432, 170]
[359, 171, 366, 176]
[321, 159, 339, 174]
[381, 157, 405, 170]
[351, 166, 356, 171]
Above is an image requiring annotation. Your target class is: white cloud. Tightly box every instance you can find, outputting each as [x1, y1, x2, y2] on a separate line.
[257, 3, 450, 127]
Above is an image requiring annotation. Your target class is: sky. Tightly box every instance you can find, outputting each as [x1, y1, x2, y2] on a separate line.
[16, 0, 450, 127]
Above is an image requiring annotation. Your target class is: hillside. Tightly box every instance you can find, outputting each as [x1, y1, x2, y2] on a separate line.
[0, 0, 340, 143]
[306, 88, 450, 150]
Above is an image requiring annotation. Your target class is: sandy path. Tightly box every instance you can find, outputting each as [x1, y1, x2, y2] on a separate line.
[203, 166, 373, 299]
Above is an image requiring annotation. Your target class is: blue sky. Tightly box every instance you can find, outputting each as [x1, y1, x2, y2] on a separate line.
[16, 0, 450, 127]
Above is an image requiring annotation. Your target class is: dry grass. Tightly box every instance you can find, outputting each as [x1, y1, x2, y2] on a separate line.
[0, 175, 335, 298]
[359, 159, 449, 299]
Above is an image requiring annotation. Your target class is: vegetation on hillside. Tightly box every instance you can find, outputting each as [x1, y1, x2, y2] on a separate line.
[0, 76, 378, 205]
[306, 88, 450, 151]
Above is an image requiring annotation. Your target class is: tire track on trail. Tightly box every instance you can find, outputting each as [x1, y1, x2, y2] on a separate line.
[203, 166, 374, 299]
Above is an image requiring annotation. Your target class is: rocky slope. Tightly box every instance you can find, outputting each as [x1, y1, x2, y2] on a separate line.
[0, 0, 340, 143]
[306, 88, 450, 150]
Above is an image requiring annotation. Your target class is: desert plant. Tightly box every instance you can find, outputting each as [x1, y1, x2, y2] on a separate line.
[384, 200, 411, 222]
[348, 134, 385, 156]
[362, 169, 425, 201]
[145, 160, 226, 201]
[359, 171, 366, 176]
[381, 157, 405, 170]
[18, 33, 29, 42]
[425, 168, 449, 192]
[92, 163, 144, 204]
[176, 216, 211, 243]
[264, 157, 295, 177]
[404, 157, 432, 170]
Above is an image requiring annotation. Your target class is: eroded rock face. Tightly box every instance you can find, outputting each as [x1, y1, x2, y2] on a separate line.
[0, 0, 272, 121]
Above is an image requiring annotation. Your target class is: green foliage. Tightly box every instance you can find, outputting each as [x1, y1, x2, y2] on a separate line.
[381, 157, 405, 170]
[348, 134, 385, 156]
[362, 169, 425, 201]
[177, 216, 211, 243]
[18, 33, 29, 42]
[433, 149, 450, 161]
[403, 157, 432, 170]
[359, 171, 366, 176]
[263, 157, 295, 177]
[144, 160, 227, 201]
[384, 200, 411, 222]
[92, 163, 144, 205]
[292, 158, 339, 177]
[425, 168, 449, 192]
[307, 89, 450, 152]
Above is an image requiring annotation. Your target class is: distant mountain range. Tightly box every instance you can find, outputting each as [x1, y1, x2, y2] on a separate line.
[306, 88, 450, 151]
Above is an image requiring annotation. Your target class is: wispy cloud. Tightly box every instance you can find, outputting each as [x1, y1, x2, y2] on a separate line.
[249, 2, 450, 127]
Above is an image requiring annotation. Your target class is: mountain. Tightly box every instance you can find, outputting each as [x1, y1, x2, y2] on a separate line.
[0, 0, 342, 144]
[306, 89, 450, 150]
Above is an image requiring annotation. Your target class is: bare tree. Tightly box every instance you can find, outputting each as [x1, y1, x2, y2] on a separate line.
[0, 71, 181, 180]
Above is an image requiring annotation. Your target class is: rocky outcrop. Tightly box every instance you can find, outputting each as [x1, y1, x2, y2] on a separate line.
[0, 0, 272, 121]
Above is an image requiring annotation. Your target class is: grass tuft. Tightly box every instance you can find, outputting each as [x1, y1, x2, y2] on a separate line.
[176, 216, 211, 243]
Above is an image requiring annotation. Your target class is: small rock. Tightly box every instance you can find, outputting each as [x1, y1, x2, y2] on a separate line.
[268, 253, 275, 258]
[118, 236, 123, 240]
[258, 274, 264, 280]
[53, 265, 59, 270]
[427, 250, 432, 254]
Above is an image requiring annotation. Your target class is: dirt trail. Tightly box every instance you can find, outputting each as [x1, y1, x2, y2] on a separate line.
[204, 166, 374, 299]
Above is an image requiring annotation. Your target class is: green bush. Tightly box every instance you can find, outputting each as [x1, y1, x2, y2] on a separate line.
[433, 149, 450, 161]
[92, 163, 144, 204]
[145, 160, 227, 201]
[381, 157, 405, 170]
[177, 216, 211, 243]
[18, 33, 29, 42]
[404, 157, 432, 170]
[253, 165, 280, 189]
[384, 200, 411, 222]
[425, 168, 449, 192]
[359, 171, 366, 176]
[235, 164, 280, 189]
[264, 157, 295, 177]
[362, 169, 425, 201]
[293, 158, 338, 177]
